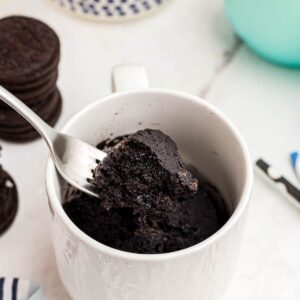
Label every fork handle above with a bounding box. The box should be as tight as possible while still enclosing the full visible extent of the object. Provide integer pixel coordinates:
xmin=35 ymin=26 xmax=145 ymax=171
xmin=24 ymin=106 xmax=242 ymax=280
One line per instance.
xmin=0 ymin=86 xmax=56 ymax=146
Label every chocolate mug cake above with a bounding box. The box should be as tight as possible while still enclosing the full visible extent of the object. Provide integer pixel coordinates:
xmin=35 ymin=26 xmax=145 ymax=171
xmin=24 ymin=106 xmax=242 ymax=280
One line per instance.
xmin=63 ymin=129 xmax=228 ymax=254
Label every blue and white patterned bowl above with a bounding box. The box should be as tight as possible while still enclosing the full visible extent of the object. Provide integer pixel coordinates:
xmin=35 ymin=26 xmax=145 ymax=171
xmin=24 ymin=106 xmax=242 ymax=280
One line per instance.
xmin=51 ymin=0 xmax=172 ymax=21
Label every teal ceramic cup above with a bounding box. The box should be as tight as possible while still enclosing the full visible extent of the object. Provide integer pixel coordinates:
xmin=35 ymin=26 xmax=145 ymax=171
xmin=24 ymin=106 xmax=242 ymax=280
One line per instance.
xmin=225 ymin=0 xmax=300 ymax=67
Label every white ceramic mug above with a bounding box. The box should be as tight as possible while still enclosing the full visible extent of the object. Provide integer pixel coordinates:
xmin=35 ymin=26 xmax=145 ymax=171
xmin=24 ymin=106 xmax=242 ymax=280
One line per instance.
xmin=46 ymin=65 xmax=253 ymax=300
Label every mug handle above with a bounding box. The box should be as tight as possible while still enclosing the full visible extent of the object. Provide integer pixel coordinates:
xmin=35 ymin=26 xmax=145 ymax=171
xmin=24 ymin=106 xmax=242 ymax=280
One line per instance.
xmin=112 ymin=64 xmax=149 ymax=92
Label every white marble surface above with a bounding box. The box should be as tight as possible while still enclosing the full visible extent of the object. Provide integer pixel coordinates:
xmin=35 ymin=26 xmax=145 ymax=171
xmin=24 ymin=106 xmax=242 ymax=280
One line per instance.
xmin=0 ymin=0 xmax=300 ymax=299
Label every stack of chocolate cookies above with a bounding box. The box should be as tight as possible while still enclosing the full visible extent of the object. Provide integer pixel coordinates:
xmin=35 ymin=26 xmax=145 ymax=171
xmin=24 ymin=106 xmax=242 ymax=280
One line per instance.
xmin=0 ymin=16 xmax=62 ymax=142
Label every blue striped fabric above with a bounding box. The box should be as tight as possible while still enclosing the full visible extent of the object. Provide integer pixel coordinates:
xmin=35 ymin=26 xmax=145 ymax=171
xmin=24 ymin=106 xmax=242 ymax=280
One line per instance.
xmin=0 ymin=278 xmax=43 ymax=300
xmin=290 ymin=151 xmax=300 ymax=184
xmin=11 ymin=279 xmax=17 ymax=300
xmin=0 ymin=278 xmax=4 ymax=300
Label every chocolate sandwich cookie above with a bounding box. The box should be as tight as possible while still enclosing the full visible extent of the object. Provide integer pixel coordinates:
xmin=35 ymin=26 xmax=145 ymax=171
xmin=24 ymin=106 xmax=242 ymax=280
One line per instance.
xmin=0 ymin=91 xmax=61 ymax=133
xmin=0 ymin=16 xmax=60 ymax=85
xmin=3 ymin=69 xmax=58 ymax=92
xmin=0 ymin=90 xmax=62 ymax=142
xmin=0 ymin=89 xmax=62 ymax=129
xmin=0 ymin=73 xmax=58 ymax=109
xmin=0 ymin=91 xmax=62 ymax=142
xmin=10 ymin=77 xmax=58 ymax=104
xmin=0 ymin=165 xmax=18 ymax=235
xmin=0 ymin=88 xmax=60 ymax=127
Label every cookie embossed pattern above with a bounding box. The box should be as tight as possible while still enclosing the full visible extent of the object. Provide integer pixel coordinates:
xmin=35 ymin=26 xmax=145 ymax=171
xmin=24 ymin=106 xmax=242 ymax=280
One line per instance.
xmin=51 ymin=0 xmax=172 ymax=21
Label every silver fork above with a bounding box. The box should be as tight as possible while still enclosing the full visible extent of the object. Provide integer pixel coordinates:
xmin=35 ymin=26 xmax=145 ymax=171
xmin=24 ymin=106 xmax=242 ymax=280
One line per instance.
xmin=0 ymin=86 xmax=107 ymax=197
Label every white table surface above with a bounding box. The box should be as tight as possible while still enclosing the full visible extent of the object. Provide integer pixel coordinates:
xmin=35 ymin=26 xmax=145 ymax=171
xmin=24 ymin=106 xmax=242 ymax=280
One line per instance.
xmin=1 ymin=0 xmax=300 ymax=299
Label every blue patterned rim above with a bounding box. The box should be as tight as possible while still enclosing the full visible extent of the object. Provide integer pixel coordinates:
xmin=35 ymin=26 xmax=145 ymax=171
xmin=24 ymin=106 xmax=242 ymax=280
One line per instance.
xmin=52 ymin=0 xmax=171 ymax=21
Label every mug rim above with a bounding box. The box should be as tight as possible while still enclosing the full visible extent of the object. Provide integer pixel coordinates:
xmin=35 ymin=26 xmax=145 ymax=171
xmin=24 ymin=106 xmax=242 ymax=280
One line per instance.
xmin=46 ymin=88 xmax=253 ymax=261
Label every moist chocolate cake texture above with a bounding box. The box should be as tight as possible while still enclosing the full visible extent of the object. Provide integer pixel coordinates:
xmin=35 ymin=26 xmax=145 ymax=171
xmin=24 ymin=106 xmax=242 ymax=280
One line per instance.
xmin=94 ymin=129 xmax=198 ymax=217
xmin=64 ymin=129 xmax=229 ymax=254
xmin=0 ymin=16 xmax=62 ymax=142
